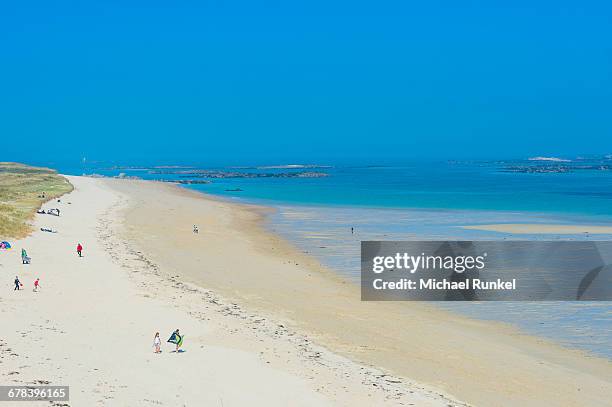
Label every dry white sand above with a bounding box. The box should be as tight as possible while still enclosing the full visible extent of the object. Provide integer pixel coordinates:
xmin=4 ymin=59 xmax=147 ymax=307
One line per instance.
xmin=462 ymin=223 xmax=612 ymax=234
xmin=0 ymin=176 xmax=461 ymax=406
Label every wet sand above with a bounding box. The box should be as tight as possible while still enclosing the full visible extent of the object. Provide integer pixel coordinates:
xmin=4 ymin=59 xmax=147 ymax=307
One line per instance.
xmin=463 ymin=223 xmax=612 ymax=234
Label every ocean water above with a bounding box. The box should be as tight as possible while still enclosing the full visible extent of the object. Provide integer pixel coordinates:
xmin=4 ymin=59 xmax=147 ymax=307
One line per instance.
xmin=56 ymin=159 xmax=612 ymax=358
xmin=55 ymin=159 xmax=612 ymax=217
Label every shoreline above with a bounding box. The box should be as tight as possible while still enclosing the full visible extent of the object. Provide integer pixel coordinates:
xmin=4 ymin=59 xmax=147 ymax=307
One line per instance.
xmin=249 ymin=199 xmax=612 ymax=358
xmin=462 ymin=223 xmax=612 ymax=234
xmin=176 ymin=188 xmax=612 ymax=224
xmin=106 ymin=177 xmax=612 ymax=406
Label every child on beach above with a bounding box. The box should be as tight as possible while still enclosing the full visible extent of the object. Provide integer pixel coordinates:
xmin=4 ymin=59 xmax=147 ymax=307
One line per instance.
xmin=76 ymin=243 xmax=83 ymax=257
xmin=33 ymin=278 xmax=40 ymax=292
xmin=153 ymin=332 xmax=161 ymax=353
xmin=21 ymin=248 xmax=30 ymax=264
xmin=14 ymin=276 xmax=21 ymax=291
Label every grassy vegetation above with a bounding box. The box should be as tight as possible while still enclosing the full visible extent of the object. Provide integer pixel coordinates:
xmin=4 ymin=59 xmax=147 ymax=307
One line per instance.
xmin=0 ymin=162 xmax=73 ymax=239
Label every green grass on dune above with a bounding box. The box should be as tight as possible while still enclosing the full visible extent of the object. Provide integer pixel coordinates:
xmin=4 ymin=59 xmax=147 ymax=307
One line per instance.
xmin=0 ymin=162 xmax=73 ymax=239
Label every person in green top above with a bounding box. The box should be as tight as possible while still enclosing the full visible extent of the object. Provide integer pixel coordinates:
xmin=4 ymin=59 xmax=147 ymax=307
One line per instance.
xmin=168 ymin=329 xmax=184 ymax=352
xmin=21 ymin=248 xmax=28 ymax=264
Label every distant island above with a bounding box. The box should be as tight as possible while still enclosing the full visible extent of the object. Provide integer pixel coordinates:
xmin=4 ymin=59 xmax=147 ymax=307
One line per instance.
xmin=163 ymin=179 xmax=212 ymax=185
xmin=149 ymin=170 xmax=329 ymax=179
xmin=502 ymin=165 xmax=611 ymax=173
xmin=229 ymin=164 xmax=332 ymax=170
xmin=499 ymin=155 xmax=612 ymax=174
xmin=528 ymin=156 xmax=572 ymax=162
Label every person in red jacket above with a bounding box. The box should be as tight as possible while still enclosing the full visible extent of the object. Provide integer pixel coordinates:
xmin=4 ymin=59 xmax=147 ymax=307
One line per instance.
xmin=76 ymin=243 xmax=83 ymax=257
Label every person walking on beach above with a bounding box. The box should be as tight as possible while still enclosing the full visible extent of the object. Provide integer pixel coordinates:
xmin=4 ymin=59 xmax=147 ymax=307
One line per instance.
xmin=193 ymin=225 xmax=199 ymax=234
xmin=76 ymin=243 xmax=83 ymax=257
xmin=21 ymin=248 xmax=28 ymax=264
xmin=153 ymin=332 xmax=161 ymax=353
xmin=33 ymin=278 xmax=40 ymax=292
xmin=168 ymin=329 xmax=183 ymax=352
xmin=14 ymin=276 xmax=21 ymax=291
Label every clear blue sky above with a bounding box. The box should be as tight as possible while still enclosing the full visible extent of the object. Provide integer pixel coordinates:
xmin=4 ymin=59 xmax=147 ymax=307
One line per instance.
xmin=2 ymin=1 xmax=611 ymax=165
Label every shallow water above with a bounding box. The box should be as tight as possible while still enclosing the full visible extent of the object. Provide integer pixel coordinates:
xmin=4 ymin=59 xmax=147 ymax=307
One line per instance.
xmin=266 ymin=204 xmax=612 ymax=359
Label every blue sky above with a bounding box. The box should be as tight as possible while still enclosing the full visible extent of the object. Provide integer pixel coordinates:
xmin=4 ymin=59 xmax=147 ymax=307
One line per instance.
xmin=2 ymin=1 xmax=611 ymax=165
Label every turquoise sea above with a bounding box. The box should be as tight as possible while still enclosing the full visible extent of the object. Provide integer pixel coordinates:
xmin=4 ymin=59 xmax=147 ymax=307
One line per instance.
xmin=55 ymin=158 xmax=612 ymax=358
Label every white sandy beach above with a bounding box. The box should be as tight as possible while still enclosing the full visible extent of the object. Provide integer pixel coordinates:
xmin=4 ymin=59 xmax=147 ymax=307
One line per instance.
xmin=0 ymin=176 xmax=461 ymax=406
xmin=2 ymin=176 xmax=612 ymax=406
